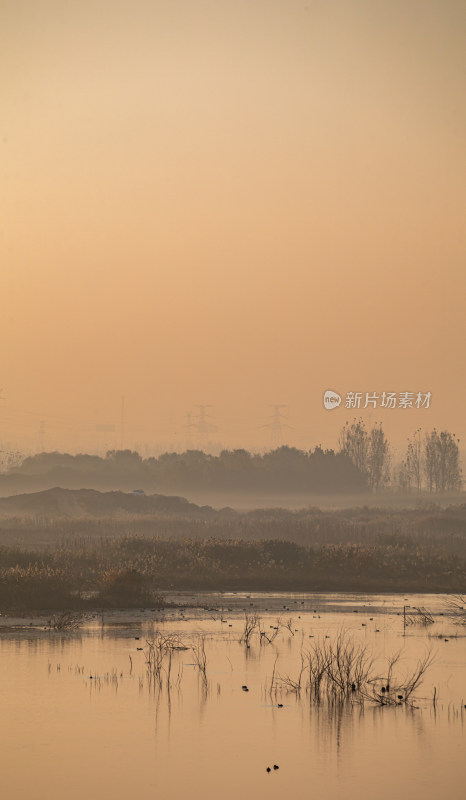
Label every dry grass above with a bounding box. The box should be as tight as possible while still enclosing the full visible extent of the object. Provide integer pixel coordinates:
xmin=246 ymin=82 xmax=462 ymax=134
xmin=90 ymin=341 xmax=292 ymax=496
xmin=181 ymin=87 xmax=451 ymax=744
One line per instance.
xmin=46 ymin=611 xmax=91 ymax=630
xmin=145 ymin=630 xmax=188 ymax=689
xmin=268 ymin=630 xmax=435 ymax=708
xmin=362 ymin=650 xmax=436 ymax=706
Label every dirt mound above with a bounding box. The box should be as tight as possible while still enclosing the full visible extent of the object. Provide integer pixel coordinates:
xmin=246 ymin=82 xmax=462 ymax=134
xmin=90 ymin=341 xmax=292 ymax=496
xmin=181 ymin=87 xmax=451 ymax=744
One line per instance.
xmin=0 ymin=488 xmax=230 ymax=520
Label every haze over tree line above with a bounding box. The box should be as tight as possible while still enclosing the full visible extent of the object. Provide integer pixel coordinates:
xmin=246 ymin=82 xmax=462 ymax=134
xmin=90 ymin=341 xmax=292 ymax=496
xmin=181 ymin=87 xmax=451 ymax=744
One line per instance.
xmin=0 ymin=422 xmax=461 ymax=496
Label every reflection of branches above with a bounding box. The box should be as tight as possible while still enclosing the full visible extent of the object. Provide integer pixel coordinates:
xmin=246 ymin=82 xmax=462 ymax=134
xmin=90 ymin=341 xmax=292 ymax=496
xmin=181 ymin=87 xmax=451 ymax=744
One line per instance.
xmin=192 ymin=635 xmax=208 ymax=686
xmin=269 ymin=655 xmax=279 ymax=696
xmin=443 ymin=595 xmax=466 ymax=624
xmin=307 ymin=639 xmax=330 ymax=698
xmin=405 ymin=607 xmax=434 ymax=626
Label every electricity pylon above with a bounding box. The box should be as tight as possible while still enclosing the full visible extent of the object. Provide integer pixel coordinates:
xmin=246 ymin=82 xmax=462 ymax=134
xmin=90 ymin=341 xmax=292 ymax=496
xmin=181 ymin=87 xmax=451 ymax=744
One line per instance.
xmin=193 ymin=405 xmax=217 ymax=447
xmin=260 ymin=405 xmax=292 ymax=447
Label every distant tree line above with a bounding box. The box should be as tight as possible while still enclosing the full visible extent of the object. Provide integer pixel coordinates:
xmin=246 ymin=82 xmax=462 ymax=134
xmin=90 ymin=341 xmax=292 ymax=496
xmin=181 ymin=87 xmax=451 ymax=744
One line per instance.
xmin=2 ymin=423 xmax=462 ymax=494
xmin=10 ymin=446 xmax=366 ymax=494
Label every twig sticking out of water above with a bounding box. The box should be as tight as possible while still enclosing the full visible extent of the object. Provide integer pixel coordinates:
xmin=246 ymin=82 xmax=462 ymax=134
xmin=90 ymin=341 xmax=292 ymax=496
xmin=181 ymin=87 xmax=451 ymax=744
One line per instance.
xmin=404 ymin=607 xmax=435 ymax=626
xmin=239 ymin=614 xmax=259 ymax=646
xmin=258 ymin=617 xmax=282 ymax=645
xmin=191 ymin=635 xmax=208 ymax=686
xmin=47 ymin=611 xmax=91 ymax=631
xmin=145 ymin=630 xmax=187 ymax=689
xmin=361 ymin=649 xmax=436 ymax=707
xmin=242 ymin=614 xmax=293 ymax=646
xmin=275 ymin=651 xmax=307 ymax=694
xmin=269 ymin=631 xmax=435 ymax=709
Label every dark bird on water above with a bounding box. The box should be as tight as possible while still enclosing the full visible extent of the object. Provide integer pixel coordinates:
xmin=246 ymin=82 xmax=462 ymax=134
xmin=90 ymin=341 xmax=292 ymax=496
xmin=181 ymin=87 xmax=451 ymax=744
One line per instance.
xmin=273 ymin=765 xmax=279 ymax=770
xmin=266 ymin=767 xmax=271 ymax=773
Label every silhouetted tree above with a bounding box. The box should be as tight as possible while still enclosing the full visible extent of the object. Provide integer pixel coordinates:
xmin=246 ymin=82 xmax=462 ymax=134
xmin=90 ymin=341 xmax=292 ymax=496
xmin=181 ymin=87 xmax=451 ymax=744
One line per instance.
xmin=367 ymin=424 xmax=390 ymax=490
xmin=339 ymin=419 xmax=369 ymax=478
xmin=424 ymin=430 xmax=462 ymax=492
xmin=405 ymin=429 xmax=423 ymax=491
xmin=339 ymin=420 xmax=390 ymax=491
xmin=396 ymin=459 xmax=411 ymax=492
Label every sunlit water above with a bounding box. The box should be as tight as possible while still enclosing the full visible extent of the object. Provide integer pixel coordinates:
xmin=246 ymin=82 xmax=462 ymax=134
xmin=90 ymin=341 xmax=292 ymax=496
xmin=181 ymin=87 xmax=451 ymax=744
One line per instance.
xmin=1 ymin=593 xmax=465 ymax=800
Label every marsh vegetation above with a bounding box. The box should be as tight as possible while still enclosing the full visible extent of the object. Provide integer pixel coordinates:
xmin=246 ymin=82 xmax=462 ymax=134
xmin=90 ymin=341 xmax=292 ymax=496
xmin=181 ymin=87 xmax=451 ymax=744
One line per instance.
xmin=1 ymin=519 xmax=466 ymax=612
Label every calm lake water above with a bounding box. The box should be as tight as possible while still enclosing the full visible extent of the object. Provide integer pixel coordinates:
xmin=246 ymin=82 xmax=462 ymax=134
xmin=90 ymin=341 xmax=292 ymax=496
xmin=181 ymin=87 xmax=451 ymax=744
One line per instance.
xmin=1 ymin=593 xmax=465 ymax=800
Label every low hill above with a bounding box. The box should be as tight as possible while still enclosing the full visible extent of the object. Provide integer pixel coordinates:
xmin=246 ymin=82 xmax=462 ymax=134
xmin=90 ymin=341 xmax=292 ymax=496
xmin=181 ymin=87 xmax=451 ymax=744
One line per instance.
xmin=0 ymin=487 xmax=233 ymax=520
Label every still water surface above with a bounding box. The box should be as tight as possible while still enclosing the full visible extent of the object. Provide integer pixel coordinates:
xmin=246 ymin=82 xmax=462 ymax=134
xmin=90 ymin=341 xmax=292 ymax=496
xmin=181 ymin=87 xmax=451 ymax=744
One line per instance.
xmin=1 ymin=593 xmax=465 ymax=800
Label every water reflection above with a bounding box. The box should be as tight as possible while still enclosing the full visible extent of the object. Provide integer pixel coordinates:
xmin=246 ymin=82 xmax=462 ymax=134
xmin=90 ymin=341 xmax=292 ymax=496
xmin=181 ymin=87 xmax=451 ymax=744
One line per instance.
xmin=0 ymin=598 xmax=466 ymax=799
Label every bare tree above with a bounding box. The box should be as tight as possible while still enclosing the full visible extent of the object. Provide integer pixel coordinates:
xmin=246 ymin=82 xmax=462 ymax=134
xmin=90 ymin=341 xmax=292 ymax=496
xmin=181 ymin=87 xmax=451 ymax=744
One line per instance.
xmin=339 ymin=418 xmax=369 ymax=478
xmin=367 ymin=424 xmax=390 ymax=491
xmin=406 ymin=428 xmax=423 ymax=491
xmin=339 ymin=419 xmax=390 ymax=491
xmin=424 ymin=429 xmax=462 ymax=492
xmin=396 ymin=459 xmax=410 ymax=491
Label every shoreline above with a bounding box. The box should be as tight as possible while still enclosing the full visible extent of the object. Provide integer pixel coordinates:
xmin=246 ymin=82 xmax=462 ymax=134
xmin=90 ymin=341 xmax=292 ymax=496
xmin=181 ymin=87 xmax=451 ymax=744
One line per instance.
xmin=0 ymin=589 xmax=459 ymax=630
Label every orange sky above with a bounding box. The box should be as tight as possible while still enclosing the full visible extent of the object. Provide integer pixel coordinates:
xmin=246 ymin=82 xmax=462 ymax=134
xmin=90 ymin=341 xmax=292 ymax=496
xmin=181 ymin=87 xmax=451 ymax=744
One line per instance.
xmin=1 ymin=0 xmax=465 ymax=459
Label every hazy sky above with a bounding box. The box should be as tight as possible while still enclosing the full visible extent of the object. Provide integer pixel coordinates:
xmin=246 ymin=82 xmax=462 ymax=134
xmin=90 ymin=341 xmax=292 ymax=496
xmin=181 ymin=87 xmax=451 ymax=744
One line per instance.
xmin=1 ymin=0 xmax=465 ymax=457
